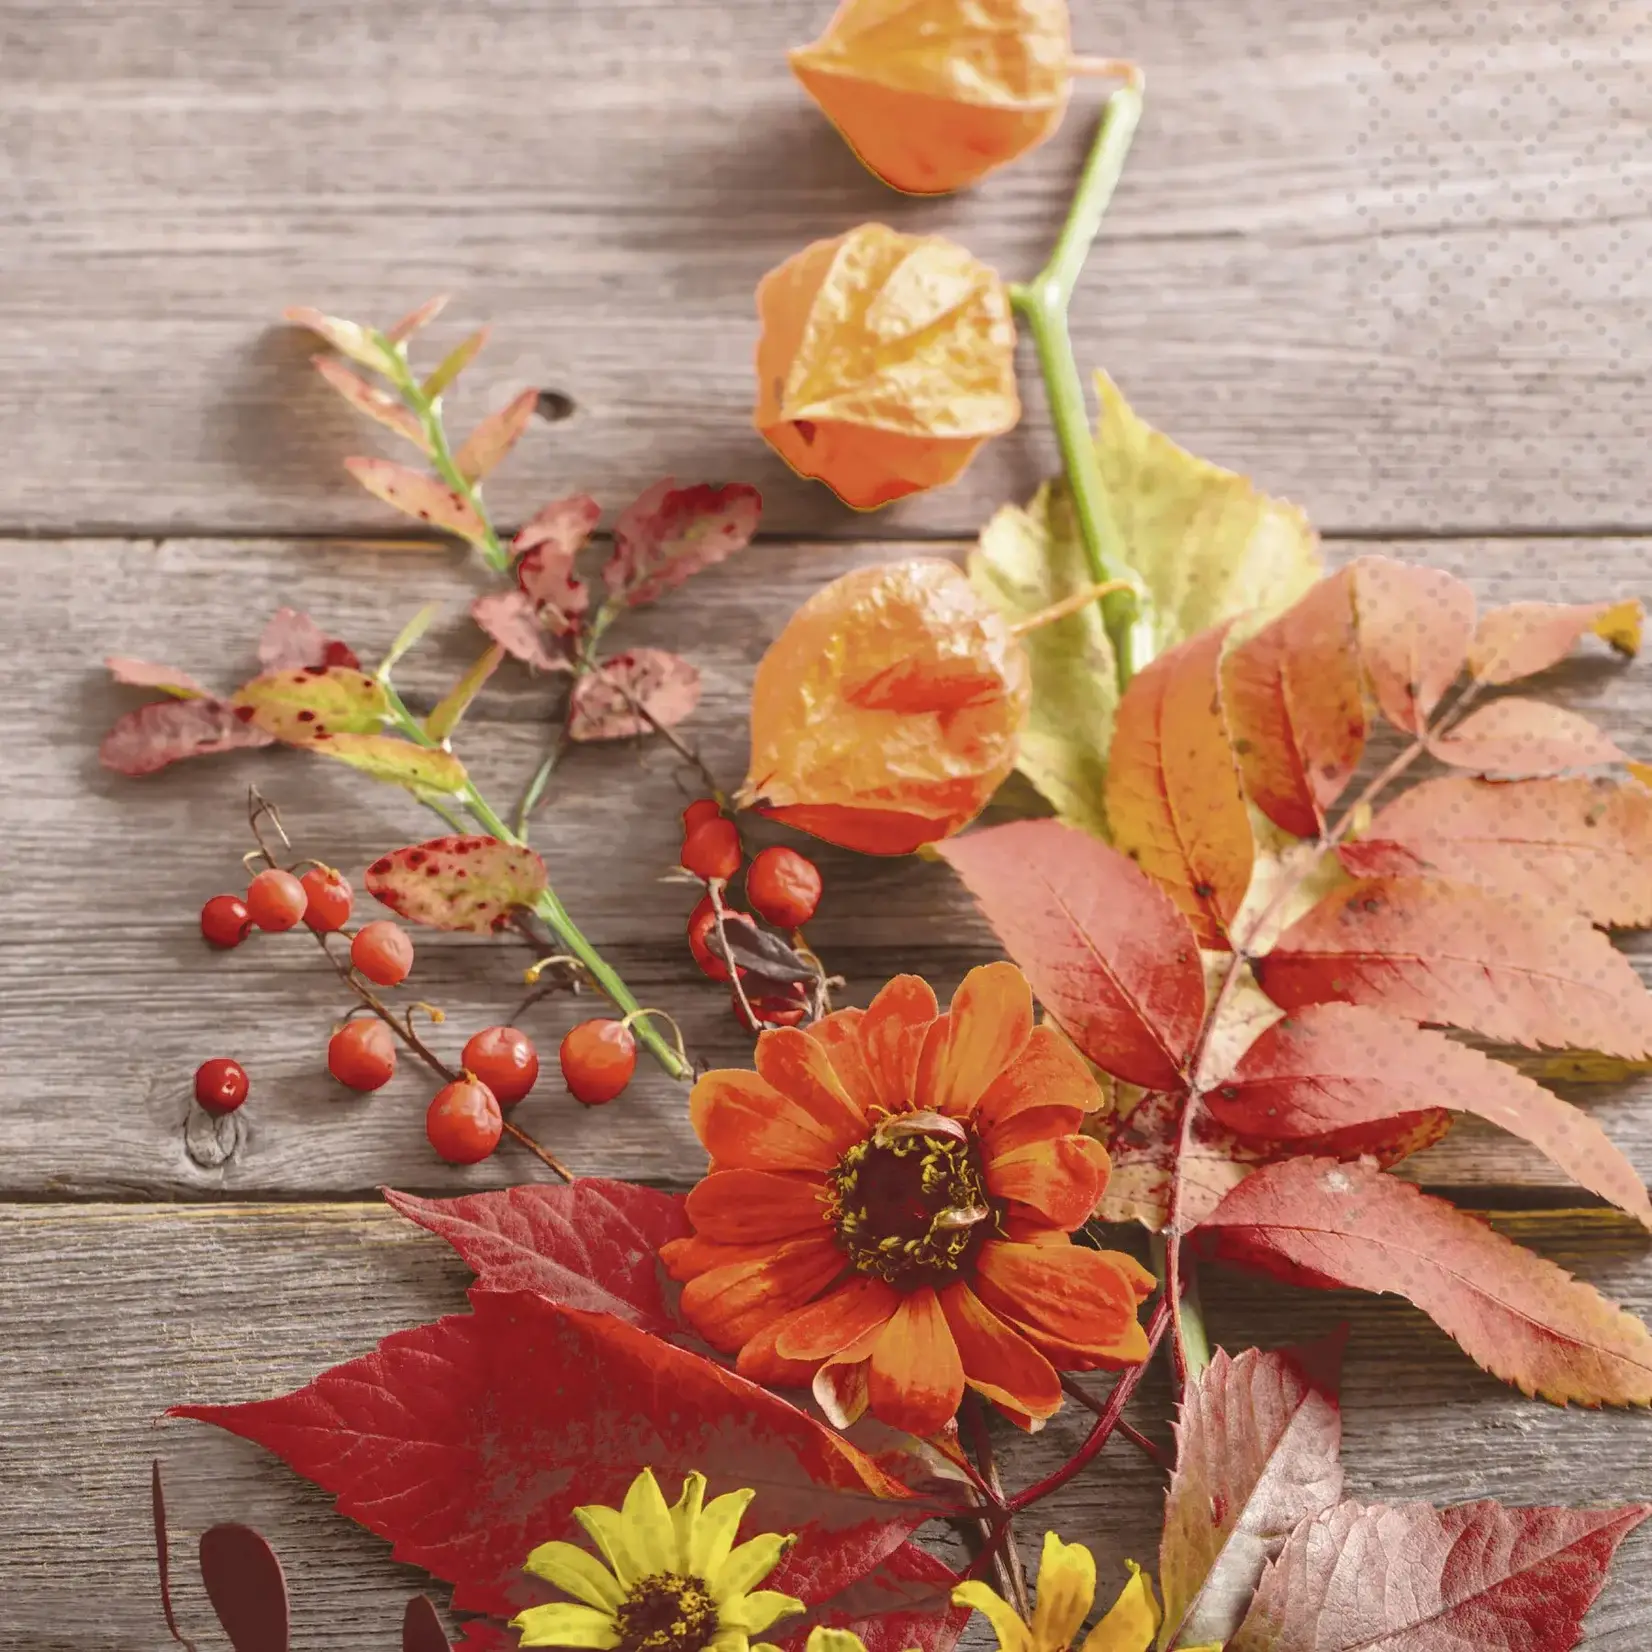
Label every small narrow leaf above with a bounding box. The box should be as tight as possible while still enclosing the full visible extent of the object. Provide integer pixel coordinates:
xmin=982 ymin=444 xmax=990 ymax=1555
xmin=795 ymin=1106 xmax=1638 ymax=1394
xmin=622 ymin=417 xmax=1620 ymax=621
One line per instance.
xmin=284 ymin=305 xmax=394 ymax=374
xmin=1351 ymin=556 xmax=1475 ymax=734
xmin=367 ymin=835 xmax=548 ymax=933
xmin=1200 ymin=1157 xmax=1652 ymax=1405
xmin=231 ymin=667 xmax=391 ymax=744
xmin=568 ymin=648 xmax=701 ymax=741
xmin=1105 ymin=626 xmax=1255 ymax=949
xmin=606 ymin=478 xmax=762 ymax=606
xmin=106 ymin=657 xmax=208 ymax=699
xmin=313 ymin=356 xmax=429 ymax=451
xmin=101 ymin=699 xmax=274 ymax=776
xmin=1429 ymin=697 xmax=1625 ymax=776
xmin=425 ymin=644 xmax=504 ymax=742
xmin=386 ymin=294 xmax=451 ymax=343
xmin=402 ymin=1597 xmax=451 ymax=1652
xmin=377 ymin=602 xmax=443 ymax=680
xmin=422 ymin=326 xmax=489 ymax=399
xmin=456 ymin=388 xmax=538 ymax=483
xmin=198 ymin=1523 xmax=290 ymax=1652
xmin=1470 ymin=596 xmax=1644 ymax=684
xmin=344 ymin=457 xmax=490 ymax=546
xmin=311 ymin=733 xmax=468 ymax=796
xmin=258 ymin=608 xmax=360 ymax=672
xmin=470 ymin=589 xmax=571 ymax=672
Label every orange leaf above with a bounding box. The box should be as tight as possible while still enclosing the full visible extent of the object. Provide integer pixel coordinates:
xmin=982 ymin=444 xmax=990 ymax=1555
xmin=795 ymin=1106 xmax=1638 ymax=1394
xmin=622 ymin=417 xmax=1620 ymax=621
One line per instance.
xmin=1199 ymin=1156 xmax=1652 ymax=1405
xmin=1428 ymin=697 xmax=1625 ymax=777
xmin=1213 ymin=1002 xmax=1652 ymax=1225
xmin=312 ymin=357 xmax=429 ymax=453
xmin=1355 ymin=776 xmax=1652 ymax=928
xmin=1223 ymin=569 xmax=1365 ymax=839
xmin=1255 ymin=875 xmax=1652 ymax=1057
xmin=753 ymin=225 xmax=1020 ymax=509
xmin=1469 ymin=596 xmax=1643 ymax=684
xmin=790 ymin=0 xmax=1076 ymax=196
xmin=1105 ymin=626 xmax=1255 ymax=949
xmin=1351 ymin=555 xmax=1475 ymax=734
xmin=456 ymin=388 xmax=538 ymax=483
xmin=344 ymin=457 xmax=490 ymax=546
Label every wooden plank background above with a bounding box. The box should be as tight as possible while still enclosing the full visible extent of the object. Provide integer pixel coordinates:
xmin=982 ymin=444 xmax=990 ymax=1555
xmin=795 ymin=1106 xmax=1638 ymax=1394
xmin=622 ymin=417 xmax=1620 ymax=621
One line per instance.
xmin=4 ymin=0 xmax=1652 ymax=1646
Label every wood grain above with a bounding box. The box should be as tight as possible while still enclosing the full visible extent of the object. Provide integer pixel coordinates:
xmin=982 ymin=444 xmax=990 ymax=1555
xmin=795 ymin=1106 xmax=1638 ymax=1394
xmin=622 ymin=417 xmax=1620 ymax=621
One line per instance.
xmin=3 ymin=0 xmax=1650 ymax=536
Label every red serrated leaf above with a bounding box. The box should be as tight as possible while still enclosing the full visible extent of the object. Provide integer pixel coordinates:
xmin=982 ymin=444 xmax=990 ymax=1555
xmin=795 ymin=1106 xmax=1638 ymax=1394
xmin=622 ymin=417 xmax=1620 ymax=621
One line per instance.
xmin=606 ymin=479 xmax=762 ymax=607
xmin=313 ymin=356 xmax=430 ymax=452
xmin=1355 ymin=776 xmax=1652 ymax=927
xmin=456 ymin=388 xmax=538 ymax=483
xmin=107 ymin=656 xmax=208 ymax=699
xmin=1105 ymin=626 xmax=1255 ymax=949
xmin=1351 ymin=556 xmax=1475 ymax=734
xmin=101 ymin=699 xmax=275 ymax=776
xmin=198 ymin=1523 xmax=290 ymax=1652
xmin=1212 ymin=1003 xmax=1652 ymax=1223
xmin=792 ymin=1541 xmax=965 ymax=1652
xmin=383 ymin=1181 xmax=690 ymax=1335
xmin=366 ymin=835 xmax=547 ymax=933
xmin=171 ymin=1291 xmax=925 ymax=1621
xmin=1159 ymin=1339 xmax=1345 ymax=1649
xmin=1255 ymin=875 xmax=1652 ymax=1057
xmin=1223 ymin=569 xmax=1365 ymax=839
xmin=1199 ymin=1157 xmax=1652 ymax=1404
xmin=470 ymin=589 xmax=572 ymax=672
xmin=403 ymin=1597 xmax=451 ymax=1652
xmin=1229 ymin=1498 xmax=1650 ymax=1651
xmin=569 ymin=648 xmax=701 ymax=741
xmin=1430 ymin=697 xmax=1625 ymax=777
xmin=231 ymin=666 xmax=390 ymax=744
xmin=258 ymin=608 xmax=361 ymax=673
xmin=345 ymin=457 xmax=490 ymax=546
xmin=940 ymin=820 xmax=1205 ymax=1091
xmin=1469 ymin=597 xmax=1644 ymax=685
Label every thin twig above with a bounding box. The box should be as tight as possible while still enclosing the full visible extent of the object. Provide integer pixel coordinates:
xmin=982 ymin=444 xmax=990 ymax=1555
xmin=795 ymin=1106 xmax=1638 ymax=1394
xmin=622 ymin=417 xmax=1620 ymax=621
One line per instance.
xmin=964 ymin=1397 xmax=1029 ymax=1618
xmin=1057 ymin=1374 xmax=1168 ymax=1469
xmin=615 ymin=679 xmax=727 ymax=801
xmin=707 ymin=879 xmax=764 ymax=1033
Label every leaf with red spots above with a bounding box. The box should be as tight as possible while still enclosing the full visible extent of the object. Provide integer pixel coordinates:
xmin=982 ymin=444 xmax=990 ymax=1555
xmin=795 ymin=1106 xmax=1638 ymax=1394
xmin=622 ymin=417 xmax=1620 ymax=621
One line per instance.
xmin=470 ymin=589 xmax=572 ymax=672
xmin=569 ymin=647 xmax=702 ymax=741
xmin=1229 ymin=1498 xmax=1650 ymax=1652
xmin=345 ymin=457 xmax=491 ymax=546
xmin=457 ymin=388 xmax=539 ymax=483
xmin=230 ymin=666 xmax=391 ymax=744
xmin=101 ymin=698 xmax=275 ymax=776
xmin=1198 ymin=1157 xmax=1652 ymax=1405
xmin=513 ymin=496 xmax=599 ymax=636
xmin=1428 ymin=697 xmax=1626 ymax=777
xmin=198 ymin=1523 xmax=290 ymax=1652
xmin=312 ymin=356 xmax=430 ymax=453
xmin=257 ymin=608 xmax=362 ymax=673
xmin=106 ymin=657 xmax=209 ymax=699
xmin=1351 ymin=556 xmax=1476 ymax=734
xmin=171 ymin=1290 xmax=928 ymax=1624
xmin=367 ymin=835 xmax=547 ymax=933
xmin=1469 ymin=597 xmax=1644 ymax=685
xmin=605 ymin=479 xmax=762 ymax=607
xmin=313 ymin=735 xmax=469 ymax=797
xmin=514 ymin=494 xmax=602 ymax=561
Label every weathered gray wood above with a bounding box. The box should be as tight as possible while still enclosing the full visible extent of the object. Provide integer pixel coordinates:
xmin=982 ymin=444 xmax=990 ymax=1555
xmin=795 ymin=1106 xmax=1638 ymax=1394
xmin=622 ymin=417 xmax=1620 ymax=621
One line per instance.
xmin=5 ymin=532 xmax=1652 ymax=1198
xmin=3 ymin=0 xmax=1651 ymax=536
xmin=1 ymin=1203 xmax=1647 ymax=1649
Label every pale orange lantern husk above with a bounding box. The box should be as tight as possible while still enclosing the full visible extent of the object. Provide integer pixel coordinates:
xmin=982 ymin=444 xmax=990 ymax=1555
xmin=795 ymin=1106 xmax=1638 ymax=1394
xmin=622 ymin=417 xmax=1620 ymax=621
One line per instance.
xmin=740 ymin=558 xmax=1031 ymax=854
xmin=754 ymin=223 xmax=1020 ymax=509
xmin=790 ymin=0 xmax=1075 ymax=195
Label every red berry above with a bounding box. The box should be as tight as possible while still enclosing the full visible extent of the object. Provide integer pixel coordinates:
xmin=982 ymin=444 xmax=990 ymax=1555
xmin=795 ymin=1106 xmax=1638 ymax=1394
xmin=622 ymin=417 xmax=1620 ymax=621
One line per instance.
xmin=245 ymin=867 xmax=308 ymax=932
xmin=733 ymin=982 xmax=810 ymax=1033
xmin=200 ymin=894 xmax=253 ymax=949
xmin=327 ymin=1019 xmax=397 ymax=1092
xmin=681 ymin=817 xmax=742 ymax=883
xmin=351 ymin=920 xmax=414 ymax=986
xmin=687 ymin=895 xmax=756 ymax=983
xmin=746 ymin=845 xmax=823 ymax=929
xmin=426 ymin=1077 xmax=502 ymax=1163
xmin=560 ymin=1019 xmax=637 ymax=1105
xmin=461 ymin=1025 xmax=540 ymax=1106
xmin=681 ymin=797 xmax=723 ymax=837
xmin=301 ymin=866 xmax=354 ymax=933
xmin=194 ymin=1057 xmax=249 ymax=1115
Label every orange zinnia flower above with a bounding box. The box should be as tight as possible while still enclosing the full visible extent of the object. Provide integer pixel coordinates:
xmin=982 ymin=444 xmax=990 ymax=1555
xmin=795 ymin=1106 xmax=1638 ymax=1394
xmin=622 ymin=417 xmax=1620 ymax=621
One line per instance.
xmin=661 ymin=963 xmax=1156 ymax=1439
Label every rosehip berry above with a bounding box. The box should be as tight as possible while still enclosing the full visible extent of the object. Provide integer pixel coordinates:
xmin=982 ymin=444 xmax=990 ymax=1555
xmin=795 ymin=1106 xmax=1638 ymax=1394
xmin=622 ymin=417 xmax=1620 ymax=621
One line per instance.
xmin=327 ymin=1019 xmax=397 ymax=1092
xmin=746 ymin=845 xmax=823 ymax=929
xmin=301 ymin=866 xmax=354 ymax=933
xmin=687 ymin=895 xmax=756 ymax=983
xmin=426 ymin=1076 xmax=502 ymax=1164
xmin=245 ymin=867 xmax=308 ymax=932
xmin=681 ymin=797 xmax=723 ymax=837
xmin=194 ymin=1057 xmax=249 ymax=1115
xmin=461 ymin=1025 xmax=540 ymax=1106
xmin=560 ymin=1019 xmax=637 ymax=1106
xmin=200 ymin=894 xmax=253 ymax=949
xmin=351 ymin=920 xmax=414 ymax=986
xmin=680 ymin=816 xmax=741 ymax=883
xmin=733 ymin=982 xmax=810 ymax=1033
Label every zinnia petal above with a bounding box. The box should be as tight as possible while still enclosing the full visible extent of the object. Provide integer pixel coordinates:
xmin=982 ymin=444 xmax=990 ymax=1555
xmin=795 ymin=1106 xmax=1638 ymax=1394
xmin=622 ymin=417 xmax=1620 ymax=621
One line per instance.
xmin=807 ymin=1007 xmax=879 ymax=1120
xmin=1031 ymin=1533 xmax=1097 ymax=1652
xmin=737 ymin=1318 xmax=821 ymax=1389
xmin=662 ymin=1233 xmax=777 ymax=1283
xmin=620 ymin=1467 xmax=677 ymax=1574
xmin=687 ymin=1486 xmax=756 ymax=1580
xmin=681 ymin=1233 xmax=846 ymax=1350
xmin=668 ymin=1471 xmax=707 ymax=1574
xmin=805 ymin=1632 xmax=877 ymax=1652
xmin=710 ymin=1531 xmax=795 ymax=1602
xmin=974 ymin=1242 xmax=1156 ymax=1370
xmin=755 ymin=1027 xmax=866 ymax=1149
xmin=512 ymin=1602 xmax=622 ymax=1648
xmin=523 ymin=1539 xmax=626 ymax=1611
xmin=867 ymin=1286 xmax=965 ymax=1437
xmin=939 ymin=1282 xmax=1060 ymax=1422
xmin=1077 ymin=1561 xmax=1161 ymax=1652
xmin=981 ymin=1103 xmax=1089 ymax=1158
xmin=685 ymin=1168 xmax=830 ymax=1244
xmin=692 ymin=1069 xmax=849 ymax=1172
xmin=813 ymin=1352 xmax=872 ymax=1429
xmin=915 ymin=962 xmax=1034 ymax=1118
xmin=951 ymin=1582 xmax=1032 ymax=1652
xmin=973 ymin=1023 xmax=1102 ymax=1137
xmin=773 ymin=1276 xmax=902 ymax=1361
xmin=573 ymin=1504 xmax=647 ymax=1591
xmin=985 ymin=1136 xmax=1111 ymax=1230
xmin=856 ymin=974 xmax=939 ymax=1112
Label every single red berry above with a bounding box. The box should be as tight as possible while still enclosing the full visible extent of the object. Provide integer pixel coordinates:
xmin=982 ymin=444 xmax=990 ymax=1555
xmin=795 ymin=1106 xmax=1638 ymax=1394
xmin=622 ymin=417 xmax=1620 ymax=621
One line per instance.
xmin=351 ymin=920 xmax=414 ymax=986
xmin=194 ymin=1057 xmax=249 ymax=1115
xmin=746 ymin=845 xmax=824 ymax=929
xmin=461 ymin=1025 xmax=540 ymax=1106
xmin=327 ymin=1019 xmax=397 ymax=1092
xmin=301 ymin=866 xmax=354 ymax=933
xmin=680 ymin=816 xmax=742 ymax=883
xmin=200 ymin=893 xmax=253 ymax=949
xmin=733 ymin=982 xmax=810 ymax=1033
xmin=245 ymin=867 xmax=308 ymax=932
xmin=426 ymin=1077 xmax=502 ymax=1164
xmin=687 ymin=895 xmax=756 ymax=983
xmin=681 ymin=797 xmax=723 ymax=838
xmin=560 ymin=1019 xmax=637 ymax=1106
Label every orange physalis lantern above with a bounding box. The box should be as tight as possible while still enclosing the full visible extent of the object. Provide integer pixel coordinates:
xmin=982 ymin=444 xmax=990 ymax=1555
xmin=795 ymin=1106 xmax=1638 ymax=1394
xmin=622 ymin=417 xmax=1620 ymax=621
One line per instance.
xmin=790 ymin=0 xmax=1078 ymax=195
xmin=740 ymin=558 xmax=1031 ymax=854
xmin=753 ymin=223 xmax=1020 ymax=510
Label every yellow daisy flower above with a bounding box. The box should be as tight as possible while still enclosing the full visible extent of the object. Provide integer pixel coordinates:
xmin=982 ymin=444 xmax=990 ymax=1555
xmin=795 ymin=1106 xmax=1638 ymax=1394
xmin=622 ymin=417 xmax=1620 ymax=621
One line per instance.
xmin=513 ymin=1468 xmax=806 ymax=1652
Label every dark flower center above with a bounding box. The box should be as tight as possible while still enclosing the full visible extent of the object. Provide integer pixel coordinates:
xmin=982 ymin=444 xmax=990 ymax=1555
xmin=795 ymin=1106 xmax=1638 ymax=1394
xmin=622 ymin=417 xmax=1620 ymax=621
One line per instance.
xmin=828 ymin=1117 xmax=999 ymax=1287
xmin=614 ymin=1573 xmax=719 ymax=1652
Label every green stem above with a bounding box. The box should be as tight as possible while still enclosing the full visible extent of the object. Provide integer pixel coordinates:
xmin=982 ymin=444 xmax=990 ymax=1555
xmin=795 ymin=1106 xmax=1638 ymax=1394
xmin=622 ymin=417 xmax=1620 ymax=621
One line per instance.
xmin=1009 ymin=85 xmax=1153 ymax=690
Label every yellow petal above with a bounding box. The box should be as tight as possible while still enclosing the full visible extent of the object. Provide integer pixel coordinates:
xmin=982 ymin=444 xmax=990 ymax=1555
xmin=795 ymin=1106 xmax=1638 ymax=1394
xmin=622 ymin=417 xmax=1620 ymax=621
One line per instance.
xmin=575 ymin=1505 xmax=647 ymax=1591
xmin=1077 ymin=1562 xmax=1161 ymax=1652
xmin=1030 ymin=1533 xmax=1097 ymax=1652
xmin=720 ymin=1589 xmax=807 ymax=1635
xmin=689 ymin=1487 xmax=757 ymax=1580
xmin=523 ymin=1540 xmax=626 ymax=1611
xmin=710 ymin=1531 xmax=795 ymax=1602
xmin=707 ymin=1632 xmax=752 ymax=1652
xmin=511 ymin=1602 xmax=622 ymax=1648
xmin=805 ymin=1632 xmax=873 ymax=1652
xmin=621 ymin=1466 xmax=679 ymax=1575
xmin=951 ymin=1580 xmax=1033 ymax=1652
xmin=669 ymin=1470 xmax=709 ymax=1573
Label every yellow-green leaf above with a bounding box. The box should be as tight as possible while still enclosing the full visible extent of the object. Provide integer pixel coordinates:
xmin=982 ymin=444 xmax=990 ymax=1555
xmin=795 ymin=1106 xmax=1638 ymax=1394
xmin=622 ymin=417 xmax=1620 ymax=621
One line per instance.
xmin=310 ymin=733 xmax=468 ymax=796
xmin=231 ymin=667 xmax=391 ymax=743
xmin=283 ymin=306 xmax=395 ymax=375
xmin=425 ymin=644 xmax=504 ymax=742
xmin=423 ymin=326 xmax=489 ymax=400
